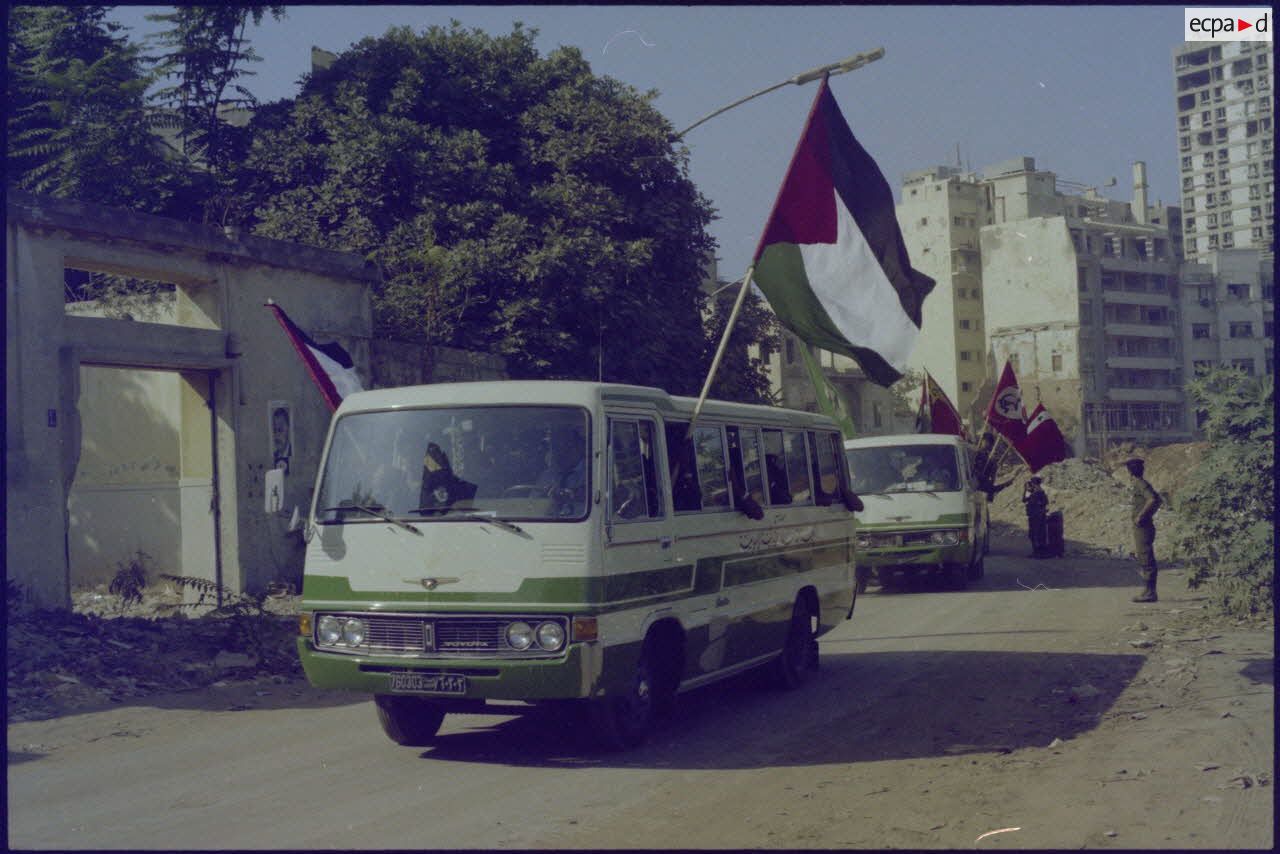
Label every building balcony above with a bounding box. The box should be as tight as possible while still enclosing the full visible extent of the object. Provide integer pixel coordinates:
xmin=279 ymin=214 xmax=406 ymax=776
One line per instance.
xmin=1105 ymin=356 xmax=1179 ymax=370
xmin=1100 ymin=290 xmax=1175 ymax=307
xmin=1105 ymin=388 xmax=1183 ymax=402
xmin=1102 ymin=323 xmax=1177 ymax=338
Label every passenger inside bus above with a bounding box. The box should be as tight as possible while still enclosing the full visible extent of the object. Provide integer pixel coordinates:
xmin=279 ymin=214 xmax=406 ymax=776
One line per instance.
xmin=418 ymin=441 xmax=477 ymax=511
xmin=536 ymin=425 xmax=587 ymax=516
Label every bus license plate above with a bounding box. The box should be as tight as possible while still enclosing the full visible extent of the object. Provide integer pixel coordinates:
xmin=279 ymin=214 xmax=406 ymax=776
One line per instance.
xmin=387 ymin=672 xmax=467 ymax=695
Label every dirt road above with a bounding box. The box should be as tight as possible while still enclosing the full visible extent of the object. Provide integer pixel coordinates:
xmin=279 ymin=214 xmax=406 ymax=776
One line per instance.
xmin=7 ymin=536 xmax=1272 ymax=850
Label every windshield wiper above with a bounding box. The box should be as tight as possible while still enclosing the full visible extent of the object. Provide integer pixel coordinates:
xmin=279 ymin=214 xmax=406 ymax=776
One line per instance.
xmin=322 ymin=504 xmax=422 ymax=535
xmin=416 ymin=509 xmax=528 ymax=536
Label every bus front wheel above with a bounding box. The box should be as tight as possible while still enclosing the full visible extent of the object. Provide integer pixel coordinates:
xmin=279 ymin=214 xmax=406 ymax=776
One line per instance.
xmin=374 ymin=695 xmax=446 ymax=746
xmin=587 ymin=649 xmax=655 ymax=751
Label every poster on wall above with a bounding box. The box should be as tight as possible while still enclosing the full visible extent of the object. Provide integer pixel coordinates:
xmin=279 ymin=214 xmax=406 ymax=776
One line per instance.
xmin=269 ymin=400 xmax=293 ymax=475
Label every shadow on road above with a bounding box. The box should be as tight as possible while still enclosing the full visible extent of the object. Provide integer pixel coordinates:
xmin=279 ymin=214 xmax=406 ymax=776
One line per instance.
xmin=865 ymin=546 xmax=1152 ymax=595
xmin=414 ymin=648 xmax=1146 ymax=770
xmin=1239 ymin=657 xmax=1274 ymax=685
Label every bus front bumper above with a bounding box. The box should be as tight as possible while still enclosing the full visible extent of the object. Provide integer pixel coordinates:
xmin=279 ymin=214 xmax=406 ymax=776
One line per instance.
xmin=296 ymin=638 xmax=601 ymax=700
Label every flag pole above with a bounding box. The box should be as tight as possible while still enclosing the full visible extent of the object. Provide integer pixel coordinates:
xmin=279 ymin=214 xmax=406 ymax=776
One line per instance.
xmin=688 ymin=265 xmax=756 ymax=435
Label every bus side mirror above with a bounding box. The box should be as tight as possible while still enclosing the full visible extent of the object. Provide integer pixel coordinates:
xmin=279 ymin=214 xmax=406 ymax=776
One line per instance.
xmin=843 ymin=491 xmax=864 ymax=513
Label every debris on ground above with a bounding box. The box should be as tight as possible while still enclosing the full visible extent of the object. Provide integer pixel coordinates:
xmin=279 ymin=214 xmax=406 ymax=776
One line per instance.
xmin=6 ymin=583 xmax=302 ymax=723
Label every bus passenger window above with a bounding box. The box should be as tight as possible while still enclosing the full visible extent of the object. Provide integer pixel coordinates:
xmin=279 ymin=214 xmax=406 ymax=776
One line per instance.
xmin=784 ymin=430 xmax=812 ymax=504
xmin=738 ymin=426 xmax=766 ymax=505
xmin=762 ymin=428 xmax=791 ymax=505
xmin=609 ymin=418 xmax=664 ymax=521
xmin=638 ymin=420 xmax=662 ymax=518
xmin=807 ymin=430 xmax=842 ymax=506
xmin=665 ymin=421 xmax=702 ymax=512
xmin=694 ymin=426 xmax=730 ymax=509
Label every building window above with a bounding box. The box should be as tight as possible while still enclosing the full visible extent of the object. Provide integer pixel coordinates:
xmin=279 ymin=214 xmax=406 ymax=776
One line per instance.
xmin=872 ymin=401 xmax=883 ymax=428
xmin=1227 ymin=283 xmax=1250 ymax=299
xmin=1265 ymin=321 xmax=1274 ymax=338
xmin=959 ymin=351 xmax=972 ymax=362
xmin=1051 ymin=353 xmax=1063 ymax=373
xmin=1232 ymin=358 xmax=1256 ymax=376
xmin=1192 ymin=323 xmax=1211 ymax=339
xmin=959 ymin=319 xmax=972 ymax=330
xmin=1222 ymin=233 xmax=1234 ymax=248
xmin=1262 ymin=285 xmax=1274 ymax=301
xmin=1078 ymin=267 xmax=1089 ymax=291
xmin=1229 ymin=322 xmax=1253 ymax=338
xmin=960 ymin=381 xmax=972 ymax=393
xmin=1080 ymin=303 xmax=1092 ymax=324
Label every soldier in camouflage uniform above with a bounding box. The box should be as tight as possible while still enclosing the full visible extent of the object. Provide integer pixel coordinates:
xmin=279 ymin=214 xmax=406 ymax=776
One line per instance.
xmin=1125 ymin=458 xmax=1163 ymax=603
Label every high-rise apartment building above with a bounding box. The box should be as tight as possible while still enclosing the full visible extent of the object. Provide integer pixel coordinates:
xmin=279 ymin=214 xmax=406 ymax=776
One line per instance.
xmin=1173 ymin=41 xmax=1274 ymax=262
xmin=896 ymin=166 xmax=992 ymax=417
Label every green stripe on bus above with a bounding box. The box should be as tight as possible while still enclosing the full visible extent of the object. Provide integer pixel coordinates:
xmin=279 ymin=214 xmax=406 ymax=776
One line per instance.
xmin=303 ymin=537 xmax=851 ymax=609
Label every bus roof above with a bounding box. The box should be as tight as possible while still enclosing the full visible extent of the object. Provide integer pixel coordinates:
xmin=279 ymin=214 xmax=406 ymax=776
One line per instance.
xmin=336 ymin=381 xmax=841 ymax=430
xmin=844 ymin=433 xmax=971 ymax=449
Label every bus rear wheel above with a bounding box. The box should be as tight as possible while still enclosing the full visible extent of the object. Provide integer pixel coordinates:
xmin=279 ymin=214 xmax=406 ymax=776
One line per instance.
xmin=770 ymin=598 xmax=817 ymax=689
xmin=374 ymin=695 xmax=446 ymax=746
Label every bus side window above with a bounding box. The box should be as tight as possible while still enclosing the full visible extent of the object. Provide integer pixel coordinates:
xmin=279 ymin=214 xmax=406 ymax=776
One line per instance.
xmin=762 ymin=428 xmax=791 ymax=505
xmin=609 ymin=418 xmax=664 ymax=521
xmin=665 ymin=421 xmax=702 ymax=512
xmin=638 ymin=420 xmax=663 ymax=518
xmin=739 ymin=426 xmax=766 ymax=505
xmin=807 ymin=429 xmax=841 ymax=506
xmin=694 ymin=426 xmax=730 ymax=510
xmin=784 ymin=430 xmax=813 ymax=504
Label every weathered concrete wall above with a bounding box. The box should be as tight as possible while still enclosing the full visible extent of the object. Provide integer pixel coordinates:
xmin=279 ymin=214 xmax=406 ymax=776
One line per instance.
xmin=370 ymin=340 xmax=507 ymax=388
xmin=6 ymin=191 xmax=379 ymax=606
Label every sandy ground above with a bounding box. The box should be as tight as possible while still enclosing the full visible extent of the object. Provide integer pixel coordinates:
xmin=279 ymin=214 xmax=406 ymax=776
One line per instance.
xmin=7 ymin=532 xmax=1272 ymax=850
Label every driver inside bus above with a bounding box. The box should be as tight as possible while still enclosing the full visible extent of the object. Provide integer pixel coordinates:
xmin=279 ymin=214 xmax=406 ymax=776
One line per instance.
xmin=536 ymin=425 xmax=587 ymax=515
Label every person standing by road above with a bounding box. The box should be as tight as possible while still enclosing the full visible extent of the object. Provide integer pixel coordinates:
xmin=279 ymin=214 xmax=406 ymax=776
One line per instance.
xmin=1022 ymin=476 xmax=1048 ymax=558
xmin=1126 ymin=457 xmax=1163 ymax=603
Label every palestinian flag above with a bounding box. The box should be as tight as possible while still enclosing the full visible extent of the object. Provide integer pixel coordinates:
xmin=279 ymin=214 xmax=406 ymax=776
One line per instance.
xmin=266 ymin=301 xmax=363 ymax=411
xmin=752 ymin=76 xmax=935 ymax=387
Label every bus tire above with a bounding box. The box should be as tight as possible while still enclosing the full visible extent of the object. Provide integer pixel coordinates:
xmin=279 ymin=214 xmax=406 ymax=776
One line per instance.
xmin=374 ymin=695 xmax=446 ymax=746
xmin=770 ymin=598 xmax=815 ymax=690
xmin=588 ymin=648 xmax=655 ymax=751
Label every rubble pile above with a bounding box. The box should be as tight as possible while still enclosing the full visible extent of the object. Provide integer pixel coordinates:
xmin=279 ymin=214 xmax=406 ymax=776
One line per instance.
xmin=987 ymin=441 xmax=1209 ymax=558
xmin=6 ymin=586 xmax=302 ymax=722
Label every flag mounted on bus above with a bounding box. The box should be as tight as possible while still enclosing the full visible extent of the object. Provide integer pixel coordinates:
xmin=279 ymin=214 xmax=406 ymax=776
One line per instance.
xmin=265 ymin=300 xmax=363 ymax=411
xmin=751 ymin=76 xmax=935 ymax=388
xmin=1016 ymin=402 xmax=1070 ymax=472
xmin=915 ymin=370 xmax=966 ymax=438
xmin=984 ymin=361 xmax=1027 ymax=445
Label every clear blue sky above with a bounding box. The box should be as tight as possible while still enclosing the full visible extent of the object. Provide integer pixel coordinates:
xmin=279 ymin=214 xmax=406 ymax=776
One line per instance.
xmin=109 ymin=5 xmax=1189 ymax=281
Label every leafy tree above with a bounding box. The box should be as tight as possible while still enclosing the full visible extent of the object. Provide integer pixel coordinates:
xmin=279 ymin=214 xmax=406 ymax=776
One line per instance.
xmin=1167 ymin=367 xmax=1274 ymax=617
xmin=241 ymin=23 xmax=717 ymax=390
xmin=144 ymin=5 xmax=286 ymax=223
xmin=704 ymin=281 xmax=780 ymax=405
xmin=6 ymin=6 xmax=176 ymax=211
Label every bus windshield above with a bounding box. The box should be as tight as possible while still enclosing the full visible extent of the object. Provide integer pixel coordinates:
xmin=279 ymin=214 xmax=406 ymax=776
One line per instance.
xmin=846 ymin=444 xmax=959 ymax=495
xmin=316 ymin=406 xmax=590 ymax=522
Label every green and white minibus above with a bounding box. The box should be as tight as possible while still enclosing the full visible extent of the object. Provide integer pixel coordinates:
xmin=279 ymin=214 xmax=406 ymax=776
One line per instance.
xmin=296 ymin=381 xmax=862 ymax=749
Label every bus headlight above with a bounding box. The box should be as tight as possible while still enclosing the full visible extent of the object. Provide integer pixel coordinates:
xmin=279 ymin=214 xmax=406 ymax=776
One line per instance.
xmin=535 ymin=621 xmax=565 ymax=651
xmin=341 ymin=617 xmax=367 ymax=646
xmin=930 ymin=530 xmax=960 ymax=546
xmin=317 ymin=615 xmax=343 ymax=645
xmin=506 ymin=621 xmax=534 ymax=650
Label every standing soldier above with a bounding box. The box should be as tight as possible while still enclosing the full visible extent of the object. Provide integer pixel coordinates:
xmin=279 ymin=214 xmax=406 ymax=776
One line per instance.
xmin=1021 ymin=476 xmax=1048 ymax=558
xmin=1126 ymin=457 xmax=1162 ymax=603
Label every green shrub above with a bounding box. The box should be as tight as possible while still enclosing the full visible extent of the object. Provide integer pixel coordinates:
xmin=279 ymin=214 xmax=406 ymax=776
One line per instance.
xmin=1167 ymin=368 xmax=1274 ymax=618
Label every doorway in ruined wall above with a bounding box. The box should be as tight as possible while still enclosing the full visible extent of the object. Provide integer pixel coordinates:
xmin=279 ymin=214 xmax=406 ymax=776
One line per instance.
xmin=69 ymin=365 xmax=222 ymax=598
